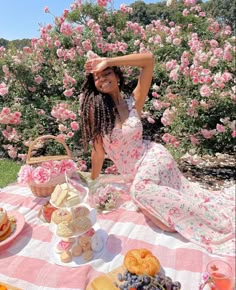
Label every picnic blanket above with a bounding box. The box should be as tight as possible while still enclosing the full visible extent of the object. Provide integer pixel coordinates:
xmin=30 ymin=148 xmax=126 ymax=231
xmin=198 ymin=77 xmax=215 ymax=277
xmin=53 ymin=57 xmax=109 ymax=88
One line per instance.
xmin=0 ymin=183 xmax=235 ymax=290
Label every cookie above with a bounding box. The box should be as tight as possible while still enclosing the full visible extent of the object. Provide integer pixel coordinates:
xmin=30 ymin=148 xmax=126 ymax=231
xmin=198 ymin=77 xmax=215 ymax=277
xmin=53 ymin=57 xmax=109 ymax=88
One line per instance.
xmin=82 ymin=250 xmax=93 ymax=261
xmin=51 ymin=209 xmax=72 ymax=225
xmin=71 ymin=244 xmax=83 ymax=257
xmin=55 ymin=240 xmax=74 ymax=254
xmin=60 ymin=250 xmax=72 ymax=263
xmin=82 ymin=243 xmax=92 ymax=252
xmin=78 ymin=235 xmax=91 ymax=247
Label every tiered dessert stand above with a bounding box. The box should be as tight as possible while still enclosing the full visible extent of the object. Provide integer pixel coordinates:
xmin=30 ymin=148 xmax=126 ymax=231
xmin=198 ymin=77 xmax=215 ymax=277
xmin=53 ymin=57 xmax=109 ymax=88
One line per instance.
xmin=49 ymin=181 xmax=107 ymax=267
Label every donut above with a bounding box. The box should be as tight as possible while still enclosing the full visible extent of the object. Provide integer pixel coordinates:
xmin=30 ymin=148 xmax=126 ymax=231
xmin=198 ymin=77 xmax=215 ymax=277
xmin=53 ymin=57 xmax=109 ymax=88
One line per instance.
xmin=51 ymin=209 xmax=72 ymax=225
xmin=124 ymin=248 xmax=161 ymax=276
xmin=91 ymin=233 xmax=103 ymax=252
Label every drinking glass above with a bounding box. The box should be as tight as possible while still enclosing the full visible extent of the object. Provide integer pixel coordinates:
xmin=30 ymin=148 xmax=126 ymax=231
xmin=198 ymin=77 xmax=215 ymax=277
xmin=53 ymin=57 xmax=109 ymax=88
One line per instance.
xmin=206 ymin=260 xmax=234 ymax=290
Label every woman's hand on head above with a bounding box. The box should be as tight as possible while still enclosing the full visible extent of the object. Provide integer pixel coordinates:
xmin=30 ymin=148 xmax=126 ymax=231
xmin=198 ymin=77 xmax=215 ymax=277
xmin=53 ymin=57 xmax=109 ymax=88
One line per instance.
xmin=85 ymin=57 xmax=108 ymax=74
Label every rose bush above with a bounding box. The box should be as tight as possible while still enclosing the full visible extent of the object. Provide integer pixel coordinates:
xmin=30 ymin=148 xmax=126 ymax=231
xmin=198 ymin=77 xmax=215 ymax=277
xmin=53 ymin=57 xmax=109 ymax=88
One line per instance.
xmin=0 ymin=0 xmax=235 ymax=171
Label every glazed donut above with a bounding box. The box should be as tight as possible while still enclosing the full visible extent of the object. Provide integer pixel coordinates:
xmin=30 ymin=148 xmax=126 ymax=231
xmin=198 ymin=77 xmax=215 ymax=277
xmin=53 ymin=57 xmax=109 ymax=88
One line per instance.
xmin=124 ymin=248 xmax=161 ymax=276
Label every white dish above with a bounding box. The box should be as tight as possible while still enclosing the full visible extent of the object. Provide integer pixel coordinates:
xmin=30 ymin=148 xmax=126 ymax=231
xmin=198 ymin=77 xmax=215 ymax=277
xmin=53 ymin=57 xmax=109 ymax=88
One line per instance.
xmin=0 ymin=210 xmax=25 ymax=248
xmin=50 ymin=227 xmax=107 ymax=267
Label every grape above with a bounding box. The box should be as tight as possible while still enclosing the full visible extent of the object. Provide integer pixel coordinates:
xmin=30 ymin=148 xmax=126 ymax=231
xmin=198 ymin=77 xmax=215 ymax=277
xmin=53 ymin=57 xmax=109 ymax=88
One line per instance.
xmin=117 ymin=273 xmax=124 ymax=282
xmin=172 ymin=281 xmax=181 ymax=288
xmin=116 ymin=270 xmax=182 ymax=290
xmin=143 ymin=275 xmax=151 ymax=285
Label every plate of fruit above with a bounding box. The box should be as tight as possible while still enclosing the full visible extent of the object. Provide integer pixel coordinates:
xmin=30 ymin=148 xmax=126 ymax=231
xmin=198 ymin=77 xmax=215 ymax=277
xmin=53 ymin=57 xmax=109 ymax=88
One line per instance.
xmin=86 ymin=248 xmax=182 ymax=290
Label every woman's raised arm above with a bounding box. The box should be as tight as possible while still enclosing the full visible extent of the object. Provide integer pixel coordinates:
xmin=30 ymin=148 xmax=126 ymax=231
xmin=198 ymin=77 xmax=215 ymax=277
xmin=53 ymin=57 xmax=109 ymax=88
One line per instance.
xmin=85 ymin=53 xmax=155 ymax=115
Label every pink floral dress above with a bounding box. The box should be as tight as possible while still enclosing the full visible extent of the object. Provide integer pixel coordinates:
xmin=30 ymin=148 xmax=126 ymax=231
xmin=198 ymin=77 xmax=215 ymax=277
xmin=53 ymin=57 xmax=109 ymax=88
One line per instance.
xmin=102 ymin=96 xmax=235 ymax=257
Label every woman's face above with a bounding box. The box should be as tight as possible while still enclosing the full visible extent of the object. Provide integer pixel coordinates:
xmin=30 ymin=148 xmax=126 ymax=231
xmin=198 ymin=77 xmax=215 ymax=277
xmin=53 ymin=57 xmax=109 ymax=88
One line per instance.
xmin=93 ymin=68 xmax=119 ymax=94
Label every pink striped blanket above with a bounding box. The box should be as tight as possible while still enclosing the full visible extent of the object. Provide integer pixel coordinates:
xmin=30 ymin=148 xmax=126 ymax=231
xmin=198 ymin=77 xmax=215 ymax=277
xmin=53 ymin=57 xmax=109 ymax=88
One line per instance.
xmin=0 ymin=184 xmax=235 ymax=290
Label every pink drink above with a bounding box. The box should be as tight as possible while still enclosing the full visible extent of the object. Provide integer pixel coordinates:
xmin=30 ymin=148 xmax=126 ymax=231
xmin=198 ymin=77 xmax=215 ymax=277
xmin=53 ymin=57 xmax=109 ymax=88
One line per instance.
xmin=207 ymin=260 xmax=234 ymax=290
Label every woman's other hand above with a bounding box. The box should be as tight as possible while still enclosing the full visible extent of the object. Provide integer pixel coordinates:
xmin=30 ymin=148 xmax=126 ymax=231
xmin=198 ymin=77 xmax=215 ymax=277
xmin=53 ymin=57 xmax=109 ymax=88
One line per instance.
xmin=85 ymin=57 xmax=108 ymax=74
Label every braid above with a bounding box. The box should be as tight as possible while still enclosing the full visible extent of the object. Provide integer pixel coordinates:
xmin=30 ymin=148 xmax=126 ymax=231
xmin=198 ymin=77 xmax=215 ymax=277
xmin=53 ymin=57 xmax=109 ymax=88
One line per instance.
xmin=80 ymin=68 xmax=125 ymax=149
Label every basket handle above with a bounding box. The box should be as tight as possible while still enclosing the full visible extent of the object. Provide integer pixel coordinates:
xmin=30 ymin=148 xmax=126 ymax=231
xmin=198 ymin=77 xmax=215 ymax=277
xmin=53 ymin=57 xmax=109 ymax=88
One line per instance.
xmin=26 ymin=135 xmax=72 ymax=165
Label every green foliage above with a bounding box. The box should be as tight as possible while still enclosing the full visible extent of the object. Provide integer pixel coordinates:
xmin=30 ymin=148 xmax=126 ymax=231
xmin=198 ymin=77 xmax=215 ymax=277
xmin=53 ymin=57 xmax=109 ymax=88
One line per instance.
xmin=203 ymin=0 xmax=236 ymax=34
xmin=0 ymin=159 xmax=21 ymax=187
xmin=0 ymin=0 xmax=235 ymax=170
xmin=0 ymin=38 xmax=31 ymax=50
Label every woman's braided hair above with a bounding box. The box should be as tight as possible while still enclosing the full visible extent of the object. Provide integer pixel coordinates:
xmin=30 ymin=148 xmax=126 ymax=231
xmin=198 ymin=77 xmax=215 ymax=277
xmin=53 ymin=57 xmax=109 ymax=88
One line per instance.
xmin=80 ymin=66 xmax=125 ymax=150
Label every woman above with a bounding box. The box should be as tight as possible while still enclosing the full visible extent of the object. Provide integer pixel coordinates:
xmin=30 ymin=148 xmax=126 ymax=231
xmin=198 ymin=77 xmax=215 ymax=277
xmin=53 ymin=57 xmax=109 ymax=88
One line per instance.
xmin=80 ymin=52 xmax=235 ymax=257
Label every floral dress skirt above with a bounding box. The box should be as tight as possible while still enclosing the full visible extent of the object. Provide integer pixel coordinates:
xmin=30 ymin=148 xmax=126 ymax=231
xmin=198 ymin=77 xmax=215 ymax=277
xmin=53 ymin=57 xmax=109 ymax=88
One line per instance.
xmin=129 ymin=142 xmax=235 ymax=257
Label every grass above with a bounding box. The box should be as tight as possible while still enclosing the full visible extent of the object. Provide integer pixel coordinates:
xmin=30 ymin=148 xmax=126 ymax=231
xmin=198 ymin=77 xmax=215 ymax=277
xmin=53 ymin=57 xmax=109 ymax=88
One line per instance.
xmin=0 ymin=159 xmax=21 ymax=188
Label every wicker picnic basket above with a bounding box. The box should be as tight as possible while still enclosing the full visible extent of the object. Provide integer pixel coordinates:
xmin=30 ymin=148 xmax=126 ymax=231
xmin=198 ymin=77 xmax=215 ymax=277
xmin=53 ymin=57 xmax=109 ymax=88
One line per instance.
xmin=26 ymin=135 xmax=73 ymax=198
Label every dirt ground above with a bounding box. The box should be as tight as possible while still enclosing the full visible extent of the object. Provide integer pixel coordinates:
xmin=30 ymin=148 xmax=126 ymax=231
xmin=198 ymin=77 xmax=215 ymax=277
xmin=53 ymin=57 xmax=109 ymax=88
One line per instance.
xmin=178 ymin=153 xmax=235 ymax=190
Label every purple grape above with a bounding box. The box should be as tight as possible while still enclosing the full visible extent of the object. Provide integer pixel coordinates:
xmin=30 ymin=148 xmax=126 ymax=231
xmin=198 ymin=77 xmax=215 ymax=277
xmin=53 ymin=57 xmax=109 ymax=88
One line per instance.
xmin=143 ymin=275 xmax=151 ymax=285
xmin=117 ymin=273 xmax=124 ymax=282
xmin=118 ymin=270 xmax=182 ymax=290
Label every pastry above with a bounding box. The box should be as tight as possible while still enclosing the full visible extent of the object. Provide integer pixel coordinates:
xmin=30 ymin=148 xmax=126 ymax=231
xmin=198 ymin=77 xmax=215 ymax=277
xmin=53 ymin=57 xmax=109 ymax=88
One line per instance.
xmin=55 ymin=240 xmax=74 ymax=254
xmin=124 ymin=248 xmax=161 ymax=276
xmin=71 ymin=244 xmax=83 ymax=257
xmin=56 ymin=221 xmax=75 ymax=238
xmin=74 ymin=205 xmax=90 ymax=218
xmin=60 ymin=250 xmax=72 ymax=263
xmin=74 ymin=216 xmax=92 ymax=233
xmin=51 ymin=183 xmax=82 ymax=207
xmin=0 ymin=282 xmax=22 ymax=290
xmin=51 ymin=209 xmax=72 ymax=225
xmin=51 ymin=184 xmax=68 ymax=207
xmin=0 ymin=208 xmax=16 ymax=242
xmin=91 ymin=233 xmax=103 ymax=252
xmin=86 ymin=275 xmax=117 ymax=290
xmin=65 ymin=191 xmax=80 ymax=207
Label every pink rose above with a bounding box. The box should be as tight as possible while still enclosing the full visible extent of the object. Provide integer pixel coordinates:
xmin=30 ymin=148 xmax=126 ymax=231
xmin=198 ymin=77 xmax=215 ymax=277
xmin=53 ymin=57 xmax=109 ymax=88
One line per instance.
xmin=231 ymin=131 xmax=236 ymax=138
xmin=32 ymin=167 xmax=51 ymax=184
xmin=63 ymin=88 xmax=74 ymax=97
xmin=200 ymin=85 xmax=211 ymax=97
xmin=216 ymin=124 xmax=225 ymax=133
xmin=35 ymin=75 xmax=43 ymax=84
xmin=59 ymin=159 xmax=77 ymax=173
xmin=70 ymin=121 xmax=79 ymax=131
xmin=201 ymin=129 xmax=216 ymax=139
